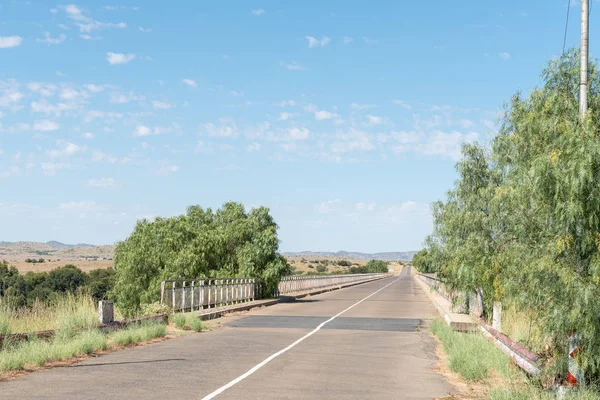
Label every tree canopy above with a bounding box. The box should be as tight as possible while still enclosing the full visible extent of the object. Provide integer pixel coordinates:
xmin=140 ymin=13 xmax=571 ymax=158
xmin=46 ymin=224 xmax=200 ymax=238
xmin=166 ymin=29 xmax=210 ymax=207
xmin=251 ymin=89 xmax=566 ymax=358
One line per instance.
xmin=111 ymin=202 xmax=291 ymax=315
xmin=424 ymin=49 xmax=600 ymax=377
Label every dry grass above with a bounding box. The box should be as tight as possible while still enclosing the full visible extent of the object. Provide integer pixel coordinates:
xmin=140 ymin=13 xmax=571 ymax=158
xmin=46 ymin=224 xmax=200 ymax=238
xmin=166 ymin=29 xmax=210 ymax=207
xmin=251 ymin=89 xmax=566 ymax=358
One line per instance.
xmin=286 ymin=256 xmax=403 ymax=275
xmin=9 ymin=259 xmax=113 ymax=273
xmin=500 ymin=307 xmax=545 ymax=353
xmin=0 ymin=293 xmax=123 ymax=334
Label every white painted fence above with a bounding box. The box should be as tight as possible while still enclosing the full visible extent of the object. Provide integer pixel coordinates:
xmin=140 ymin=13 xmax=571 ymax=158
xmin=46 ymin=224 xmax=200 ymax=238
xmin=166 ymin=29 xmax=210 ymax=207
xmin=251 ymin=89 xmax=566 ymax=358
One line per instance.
xmin=276 ymin=273 xmax=388 ymax=296
xmin=161 ymin=278 xmax=256 ymax=312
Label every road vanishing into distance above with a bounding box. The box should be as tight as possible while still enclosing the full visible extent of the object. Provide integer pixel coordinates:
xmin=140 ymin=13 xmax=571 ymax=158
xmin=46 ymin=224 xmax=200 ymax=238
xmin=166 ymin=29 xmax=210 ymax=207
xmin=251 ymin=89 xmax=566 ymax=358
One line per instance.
xmin=2 ymin=267 xmax=452 ymax=399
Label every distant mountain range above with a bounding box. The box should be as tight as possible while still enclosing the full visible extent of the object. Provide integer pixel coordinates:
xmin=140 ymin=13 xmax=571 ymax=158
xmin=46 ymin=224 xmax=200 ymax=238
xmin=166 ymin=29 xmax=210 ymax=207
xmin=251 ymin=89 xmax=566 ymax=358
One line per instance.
xmin=283 ymin=250 xmax=417 ymax=262
xmin=0 ymin=241 xmax=96 ymax=249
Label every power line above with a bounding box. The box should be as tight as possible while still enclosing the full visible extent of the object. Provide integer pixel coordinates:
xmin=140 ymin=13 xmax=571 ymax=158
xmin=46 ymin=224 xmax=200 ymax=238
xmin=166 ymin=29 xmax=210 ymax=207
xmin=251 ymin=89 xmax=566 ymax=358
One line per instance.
xmin=562 ymin=0 xmax=571 ymax=56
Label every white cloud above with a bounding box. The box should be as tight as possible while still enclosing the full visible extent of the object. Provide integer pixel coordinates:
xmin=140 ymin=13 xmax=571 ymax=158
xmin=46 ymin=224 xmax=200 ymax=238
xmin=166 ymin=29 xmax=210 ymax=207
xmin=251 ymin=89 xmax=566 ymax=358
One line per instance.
xmin=305 ymin=36 xmax=331 ymax=48
xmin=41 ymin=162 xmax=69 ymax=176
xmin=27 ymin=82 xmax=57 ymax=97
xmin=277 ymin=100 xmax=297 ymax=107
xmin=61 ymin=4 xmax=127 ymax=33
xmin=0 ymin=36 xmax=23 ymax=48
xmin=106 ymin=52 xmax=135 ymax=65
xmin=156 ymin=161 xmax=179 ymax=176
xmin=499 ymin=52 xmax=511 ymax=60
xmin=31 ymin=100 xmax=75 ymax=116
xmin=110 ymin=91 xmax=140 ymax=103
xmin=59 ymin=201 xmax=96 ymax=210
xmin=458 ymin=119 xmax=474 ymax=128
xmin=133 ymin=125 xmax=152 ymax=137
xmin=83 ymin=84 xmax=105 ymax=93
xmin=230 ymin=90 xmax=244 ymax=97
xmin=286 ymin=127 xmax=310 ymax=140
xmin=81 ymin=132 xmax=95 ymax=139
xmin=36 ymin=32 xmax=66 ymax=45
xmin=33 ymin=120 xmax=59 ymax=132
xmin=204 ymin=119 xmax=238 ymax=138
xmin=343 ymin=37 xmax=353 ymax=44
xmin=251 ymin=9 xmax=265 ymax=16
xmin=366 ymin=115 xmax=383 ymax=125
xmin=278 ymin=112 xmax=295 ymax=121
xmin=182 ymin=78 xmax=197 ymax=87
xmin=281 ymin=61 xmax=304 ymax=71
xmin=247 ymin=143 xmax=261 ymax=152
xmin=330 ymin=129 xmax=375 ymax=154
xmin=46 ymin=140 xmax=85 ymax=159
xmin=314 ymin=110 xmax=337 ymax=120
xmin=392 ymin=99 xmax=412 ymax=110
xmin=87 ymin=178 xmax=116 ymax=188
xmin=152 ymin=100 xmax=172 ymax=109
xmin=138 ymin=26 xmax=151 ymax=32
xmin=80 ymin=34 xmax=102 ymax=40
xmin=317 ymin=199 xmax=342 ymax=213
xmin=363 ymin=37 xmax=379 ymax=45
xmin=351 ymin=103 xmax=376 ymax=110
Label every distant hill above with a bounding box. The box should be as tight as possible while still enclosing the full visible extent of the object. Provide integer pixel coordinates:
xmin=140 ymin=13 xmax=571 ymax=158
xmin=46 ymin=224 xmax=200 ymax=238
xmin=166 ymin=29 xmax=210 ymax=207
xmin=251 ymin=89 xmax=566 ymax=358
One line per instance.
xmin=46 ymin=241 xmax=95 ymax=249
xmin=283 ymin=250 xmax=417 ymax=262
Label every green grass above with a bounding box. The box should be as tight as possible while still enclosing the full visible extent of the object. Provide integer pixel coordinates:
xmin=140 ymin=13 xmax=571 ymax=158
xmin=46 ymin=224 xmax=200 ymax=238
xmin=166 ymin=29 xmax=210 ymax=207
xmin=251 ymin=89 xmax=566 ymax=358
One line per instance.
xmin=169 ymin=313 xmax=208 ymax=332
xmin=430 ymin=318 xmax=514 ymax=381
xmin=187 ymin=316 xmax=208 ymax=332
xmin=430 ymin=319 xmax=600 ymax=400
xmin=109 ymin=323 xmax=166 ymax=346
xmin=171 ymin=314 xmax=187 ymax=330
xmin=0 ymin=329 xmax=108 ymax=372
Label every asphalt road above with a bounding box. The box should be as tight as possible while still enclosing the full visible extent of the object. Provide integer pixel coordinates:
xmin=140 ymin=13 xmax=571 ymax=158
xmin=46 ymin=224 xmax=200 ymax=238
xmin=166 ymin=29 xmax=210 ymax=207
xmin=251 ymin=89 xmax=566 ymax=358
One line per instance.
xmin=1 ymin=268 xmax=453 ymax=399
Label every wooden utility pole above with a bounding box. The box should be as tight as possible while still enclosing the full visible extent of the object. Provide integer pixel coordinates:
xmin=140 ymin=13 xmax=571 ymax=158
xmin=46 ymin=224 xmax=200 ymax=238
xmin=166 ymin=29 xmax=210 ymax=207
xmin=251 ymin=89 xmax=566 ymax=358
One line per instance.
xmin=580 ymin=0 xmax=589 ymax=117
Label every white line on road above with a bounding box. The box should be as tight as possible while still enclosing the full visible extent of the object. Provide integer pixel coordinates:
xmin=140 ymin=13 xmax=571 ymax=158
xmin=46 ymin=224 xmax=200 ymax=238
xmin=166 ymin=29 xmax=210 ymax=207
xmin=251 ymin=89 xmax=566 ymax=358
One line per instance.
xmin=201 ymin=276 xmax=402 ymax=400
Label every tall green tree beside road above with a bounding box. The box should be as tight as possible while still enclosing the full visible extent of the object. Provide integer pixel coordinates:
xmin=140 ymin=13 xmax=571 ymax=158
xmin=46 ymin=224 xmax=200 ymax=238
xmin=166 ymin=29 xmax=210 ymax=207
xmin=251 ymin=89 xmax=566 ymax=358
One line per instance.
xmin=425 ymin=49 xmax=600 ymax=377
xmin=112 ymin=202 xmax=291 ymax=316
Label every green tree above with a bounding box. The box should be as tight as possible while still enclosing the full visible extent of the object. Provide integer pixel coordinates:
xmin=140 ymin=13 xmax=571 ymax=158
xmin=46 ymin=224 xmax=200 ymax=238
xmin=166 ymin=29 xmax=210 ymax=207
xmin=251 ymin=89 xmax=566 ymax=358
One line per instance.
xmin=112 ymin=202 xmax=291 ymax=315
xmin=425 ymin=49 xmax=600 ymax=378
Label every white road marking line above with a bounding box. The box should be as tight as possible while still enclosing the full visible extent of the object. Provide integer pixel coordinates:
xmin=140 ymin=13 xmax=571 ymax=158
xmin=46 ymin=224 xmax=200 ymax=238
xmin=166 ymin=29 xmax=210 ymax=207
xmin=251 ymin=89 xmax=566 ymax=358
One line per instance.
xmin=201 ymin=276 xmax=402 ymax=400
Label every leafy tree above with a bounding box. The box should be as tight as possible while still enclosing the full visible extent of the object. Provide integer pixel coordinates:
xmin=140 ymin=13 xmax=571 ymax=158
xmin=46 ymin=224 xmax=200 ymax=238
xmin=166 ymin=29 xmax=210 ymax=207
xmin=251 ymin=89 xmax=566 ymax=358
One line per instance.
xmin=424 ymin=49 xmax=600 ymax=378
xmin=112 ymin=202 xmax=292 ymax=316
xmin=364 ymin=259 xmax=389 ymax=273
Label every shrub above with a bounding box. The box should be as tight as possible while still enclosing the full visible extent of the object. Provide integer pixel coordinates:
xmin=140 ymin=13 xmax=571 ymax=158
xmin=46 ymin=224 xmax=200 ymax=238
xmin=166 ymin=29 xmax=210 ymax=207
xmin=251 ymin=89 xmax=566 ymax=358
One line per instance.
xmin=171 ymin=314 xmax=187 ymax=330
xmin=316 ymin=265 xmax=327 ymax=273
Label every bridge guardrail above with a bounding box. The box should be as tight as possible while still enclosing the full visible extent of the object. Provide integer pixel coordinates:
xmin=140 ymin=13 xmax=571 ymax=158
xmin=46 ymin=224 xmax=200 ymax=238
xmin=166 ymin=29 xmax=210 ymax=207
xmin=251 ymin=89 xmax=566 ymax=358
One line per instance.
xmin=276 ymin=273 xmax=389 ymax=296
xmin=161 ymin=278 xmax=256 ymax=312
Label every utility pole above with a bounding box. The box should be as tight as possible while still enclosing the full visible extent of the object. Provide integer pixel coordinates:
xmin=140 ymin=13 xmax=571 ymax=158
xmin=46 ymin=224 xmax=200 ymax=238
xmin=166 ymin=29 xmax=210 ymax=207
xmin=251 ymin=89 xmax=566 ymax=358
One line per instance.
xmin=580 ymin=0 xmax=589 ymax=117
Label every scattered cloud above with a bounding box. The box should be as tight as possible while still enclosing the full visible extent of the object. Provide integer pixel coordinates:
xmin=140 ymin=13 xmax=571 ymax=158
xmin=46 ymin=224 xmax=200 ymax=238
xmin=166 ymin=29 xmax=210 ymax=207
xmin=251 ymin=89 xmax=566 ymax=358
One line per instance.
xmin=156 ymin=161 xmax=179 ymax=176
xmin=204 ymin=119 xmax=238 ymax=138
xmin=247 ymin=143 xmax=261 ymax=152
xmin=133 ymin=125 xmax=171 ymax=137
xmin=230 ymin=90 xmax=244 ymax=97
xmin=80 ymin=34 xmax=102 ymax=40
xmin=106 ymin=52 xmax=135 ymax=65
xmin=281 ymin=61 xmax=304 ymax=71
xmin=305 ymin=36 xmax=331 ymax=48
xmin=392 ymin=99 xmax=412 ymax=110
xmin=343 ymin=36 xmax=353 ymax=44
xmin=152 ymin=100 xmax=172 ymax=109
xmin=0 ymin=36 xmax=23 ymax=48
xmin=363 ymin=37 xmax=379 ymax=45
xmin=499 ymin=52 xmax=511 ymax=60
xmin=36 ymin=32 xmax=66 ymax=45
xmin=81 ymin=132 xmax=95 ymax=139
xmin=278 ymin=112 xmax=296 ymax=121
xmin=182 ymin=78 xmax=197 ymax=87
xmin=251 ymin=9 xmax=265 ymax=16
xmin=366 ymin=115 xmax=383 ymax=125
xmin=46 ymin=140 xmax=85 ymax=158
xmin=33 ymin=119 xmax=59 ymax=132
xmin=138 ymin=26 xmax=151 ymax=32
xmin=87 ymin=178 xmax=116 ymax=188
xmin=351 ymin=103 xmax=376 ymax=110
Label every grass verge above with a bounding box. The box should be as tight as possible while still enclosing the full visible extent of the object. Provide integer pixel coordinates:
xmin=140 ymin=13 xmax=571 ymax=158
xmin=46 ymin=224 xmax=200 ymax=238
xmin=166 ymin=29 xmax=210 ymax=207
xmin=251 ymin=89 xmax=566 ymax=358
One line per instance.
xmin=429 ymin=319 xmax=599 ymax=399
xmin=169 ymin=313 xmax=209 ymax=332
xmin=109 ymin=322 xmax=166 ymax=346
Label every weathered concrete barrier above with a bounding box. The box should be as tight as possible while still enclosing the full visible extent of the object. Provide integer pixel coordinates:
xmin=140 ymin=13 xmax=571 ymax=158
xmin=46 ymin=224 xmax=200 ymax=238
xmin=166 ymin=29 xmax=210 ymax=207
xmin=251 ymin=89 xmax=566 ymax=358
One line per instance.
xmin=276 ymin=273 xmax=389 ymax=296
xmin=160 ymin=278 xmax=256 ymax=313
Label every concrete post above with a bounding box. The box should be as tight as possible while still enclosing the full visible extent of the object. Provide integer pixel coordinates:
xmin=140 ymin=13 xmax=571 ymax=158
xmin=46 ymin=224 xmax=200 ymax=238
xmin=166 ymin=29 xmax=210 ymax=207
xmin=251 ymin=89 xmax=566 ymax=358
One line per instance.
xmin=492 ymin=302 xmax=502 ymax=331
xmin=99 ymin=300 xmax=114 ymax=325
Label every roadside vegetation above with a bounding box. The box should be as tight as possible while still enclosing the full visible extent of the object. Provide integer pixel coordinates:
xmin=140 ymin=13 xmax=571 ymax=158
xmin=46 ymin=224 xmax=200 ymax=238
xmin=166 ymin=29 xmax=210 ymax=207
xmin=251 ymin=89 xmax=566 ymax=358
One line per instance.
xmin=0 ymin=322 xmax=167 ymax=374
xmin=417 ymin=49 xmax=600 ymax=384
xmin=430 ymin=319 xmax=597 ymax=399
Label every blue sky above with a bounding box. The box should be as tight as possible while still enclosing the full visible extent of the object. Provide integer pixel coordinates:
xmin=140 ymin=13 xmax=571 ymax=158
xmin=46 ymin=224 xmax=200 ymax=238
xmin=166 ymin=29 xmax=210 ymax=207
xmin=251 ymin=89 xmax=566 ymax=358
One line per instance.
xmin=0 ymin=1 xmax=590 ymax=252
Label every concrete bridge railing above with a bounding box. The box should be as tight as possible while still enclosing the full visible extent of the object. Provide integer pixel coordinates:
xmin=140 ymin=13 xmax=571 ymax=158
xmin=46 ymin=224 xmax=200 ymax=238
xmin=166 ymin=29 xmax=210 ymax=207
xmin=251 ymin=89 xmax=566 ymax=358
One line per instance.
xmin=161 ymin=278 xmax=257 ymax=312
xmin=161 ymin=273 xmax=389 ymax=313
xmin=276 ymin=273 xmax=388 ymax=296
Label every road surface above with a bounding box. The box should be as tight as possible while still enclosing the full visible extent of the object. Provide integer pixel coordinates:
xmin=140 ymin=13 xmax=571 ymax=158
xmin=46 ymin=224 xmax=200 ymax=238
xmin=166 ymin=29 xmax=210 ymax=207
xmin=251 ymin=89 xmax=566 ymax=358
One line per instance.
xmin=1 ymin=268 xmax=453 ymax=399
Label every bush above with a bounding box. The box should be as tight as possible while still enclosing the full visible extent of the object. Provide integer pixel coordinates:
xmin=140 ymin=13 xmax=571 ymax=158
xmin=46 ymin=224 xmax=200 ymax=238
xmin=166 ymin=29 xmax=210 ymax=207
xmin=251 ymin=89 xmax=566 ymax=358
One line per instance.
xmin=337 ymin=260 xmax=352 ymax=267
xmin=171 ymin=314 xmax=187 ymax=330
xmin=316 ymin=265 xmax=327 ymax=273
xmin=112 ymin=202 xmax=292 ymax=316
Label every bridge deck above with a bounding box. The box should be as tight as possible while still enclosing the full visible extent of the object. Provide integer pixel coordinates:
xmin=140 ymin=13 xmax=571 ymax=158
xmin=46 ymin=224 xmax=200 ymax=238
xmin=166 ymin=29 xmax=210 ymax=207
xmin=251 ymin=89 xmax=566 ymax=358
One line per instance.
xmin=1 ymin=268 xmax=452 ymax=399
